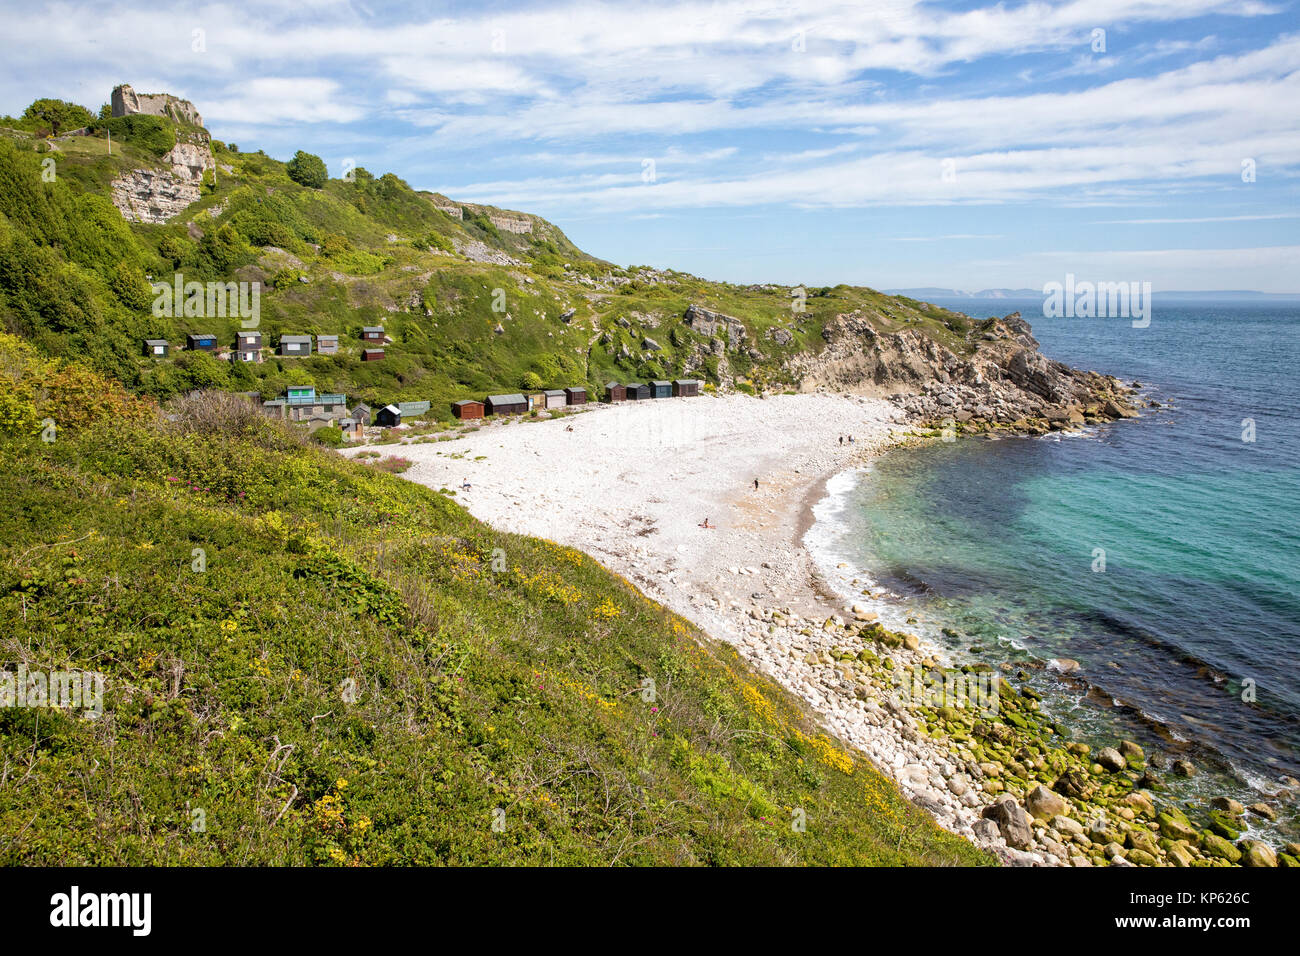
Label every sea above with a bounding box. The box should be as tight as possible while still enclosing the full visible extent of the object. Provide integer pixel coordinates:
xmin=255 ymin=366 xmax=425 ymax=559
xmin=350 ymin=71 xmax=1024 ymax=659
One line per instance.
xmin=806 ymin=296 xmax=1300 ymax=833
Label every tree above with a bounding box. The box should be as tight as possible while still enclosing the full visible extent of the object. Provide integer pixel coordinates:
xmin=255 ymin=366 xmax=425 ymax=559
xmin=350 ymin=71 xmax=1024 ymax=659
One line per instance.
xmin=22 ymin=99 xmax=95 ymax=135
xmin=286 ymin=150 xmax=328 ymax=189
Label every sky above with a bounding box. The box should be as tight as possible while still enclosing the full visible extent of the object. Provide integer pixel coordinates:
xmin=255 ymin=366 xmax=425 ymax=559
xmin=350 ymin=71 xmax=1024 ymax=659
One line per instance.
xmin=3 ymin=0 xmax=1299 ymax=291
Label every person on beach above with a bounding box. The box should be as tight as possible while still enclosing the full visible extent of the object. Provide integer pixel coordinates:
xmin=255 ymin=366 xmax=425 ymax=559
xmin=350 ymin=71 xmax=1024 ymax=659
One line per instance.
xmin=839 ymin=436 xmax=843 ymax=446
xmin=699 ymin=518 xmax=714 ymax=529
xmin=462 ymin=479 xmax=471 ymax=491
xmin=753 ymin=478 xmax=759 ymax=491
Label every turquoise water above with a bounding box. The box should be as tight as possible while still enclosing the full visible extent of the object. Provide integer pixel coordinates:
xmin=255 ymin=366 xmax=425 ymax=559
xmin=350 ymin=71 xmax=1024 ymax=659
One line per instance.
xmin=808 ymin=299 xmax=1300 ymax=815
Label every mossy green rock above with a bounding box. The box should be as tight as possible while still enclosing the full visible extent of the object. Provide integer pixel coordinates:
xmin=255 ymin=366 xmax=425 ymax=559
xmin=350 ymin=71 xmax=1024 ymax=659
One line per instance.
xmin=1157 ymin=811 xmax=1198 ymax=842
xmin=1200 ymin=831 xmax=1242 ymax=863
xmin=1239 ymin=840 xmax=1277 ymax=868
xmin=1126 ymin=848 xmax=1159 ymax=866
xmin=1207 ymin=810 xmax=1241 ymax=840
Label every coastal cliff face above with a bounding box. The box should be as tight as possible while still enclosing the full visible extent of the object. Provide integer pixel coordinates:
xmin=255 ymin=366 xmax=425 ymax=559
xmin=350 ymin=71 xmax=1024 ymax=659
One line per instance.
xmin=111 ymin=83 xmax=204 ymax=126
xmin=789 ymin=309 xmax=1138 ymax=432
xmin=108 ymin=84 xmax=214 ymax=224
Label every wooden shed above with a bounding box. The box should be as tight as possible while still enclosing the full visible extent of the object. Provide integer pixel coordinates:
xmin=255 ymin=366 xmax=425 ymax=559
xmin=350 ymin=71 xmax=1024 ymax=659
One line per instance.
xmin=543 ymin=389 xmax=567 ymax=409
xmin=279 ymin=334 xmax=312 ymax=357
xmin=527 ymin=392 xmax=546 ymax=411
xmin=672 ymin=378 xmax=700 ymax=397
xmin=338 ymin=418 xmax=364 ymax=442
xmin=375 ymin=404 xmax=402 ymax=428
xmin=452 ymin=399 xmax=485 ymax=420
xmin=234 ymin=330 xmax=262 ymax=363
xmin=316 ymin=334 xmax=339 ymax=355
xmin=564 ymin=387 xmax=588 ymax=405
xmin=143 ymin=339 xmax=169 ymax=357
xmin=187 ymin=332 xmax=217 ymax=351
xmin=624 ymin=382 xmax=650 ymax=401
xmin=486 ymin=393 xmax=528 ymax=416
xmin=361 ymin=348 xmax=385 ymax=362
xmin=361 ymin=326 xmax=386 ymax=343
xmin=650 ymin=380 xmax=672 ymax=399
xmin=351 ymin=403 xmax=373 ymax=426
xmin=604 ymin=382 xmax=626 ymax=403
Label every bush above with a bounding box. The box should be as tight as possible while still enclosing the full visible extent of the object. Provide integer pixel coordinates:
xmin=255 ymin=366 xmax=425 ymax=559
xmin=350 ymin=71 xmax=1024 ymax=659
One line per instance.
xmin=312 ymin=425 xmax=343 ymax=447
xmin=286 ymin=150 xmax=328 ymax=189
xmin=22 ymin=98 xmax=95 ymax=135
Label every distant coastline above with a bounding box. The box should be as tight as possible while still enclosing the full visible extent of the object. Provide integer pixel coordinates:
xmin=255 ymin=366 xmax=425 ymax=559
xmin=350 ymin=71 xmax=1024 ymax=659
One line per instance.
xmin=888 ymin=287 xmax=1300 ymax=301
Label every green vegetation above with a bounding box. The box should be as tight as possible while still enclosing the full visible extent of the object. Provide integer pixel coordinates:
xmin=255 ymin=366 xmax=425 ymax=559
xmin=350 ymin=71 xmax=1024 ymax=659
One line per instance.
xmin=0 ymin=339 xmax=990 ymax=866
xmin=0 ymin=95 xmax=974 ymax=419
xmin=286 ymin=150 xmax=328 ymax=189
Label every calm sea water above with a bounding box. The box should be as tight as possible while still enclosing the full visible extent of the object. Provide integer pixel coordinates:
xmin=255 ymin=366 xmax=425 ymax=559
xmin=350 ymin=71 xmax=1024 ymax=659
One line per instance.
xmin=807 ymin=298 xmax=1300 ymax=820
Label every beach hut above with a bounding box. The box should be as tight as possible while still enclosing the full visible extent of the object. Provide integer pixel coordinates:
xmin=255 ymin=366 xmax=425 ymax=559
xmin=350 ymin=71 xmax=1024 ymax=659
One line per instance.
xmin=234 ymin=330 xmax=262 ymax=363
xmin=543 ymin=389 xmax=567 ymax=409
xmin=624 ymin=382 xmax=649 ymax=401
xmin=398 ymin=400 xmax=431 ymax=418
xmin=564 ymin=387 xmax=588 ymax=405
xmin=650 ymin=380 xmax=672 ymax=399
xmin=187 ymin=332 xmax=217 ymax=352
xmin=316 ymin=334 xmax=339 ymax=355
xmin=604 ymin=382 xmax=626 ymax=403
xmin=287 ymin=385 xmax=316 ymax=405
xmin=672 ymin=379 xmax=700 ymax=398
xmin=375 ymin=404 xmax=402 ymax=428
xmin=361 ymin=325 xmax=386 ymax=343
xmin=338 ymin=418 xmax=364 ymax=441
xmin=526 ymin=392 xmax=545 ymax=411
xmin=351 ymin=403 xmax=373 ymax=426
xmin=279 ymin=334 xmax=312 ymax=357
xmin=452 ymin=399 xmax=485 ymax=420
xmin=486 ymin=393 xmax=528 ymax=416
xmin=143 ymin=338 xmax=169 ymax=357
xmin=361 ymin=348 xmax=385 ymax=361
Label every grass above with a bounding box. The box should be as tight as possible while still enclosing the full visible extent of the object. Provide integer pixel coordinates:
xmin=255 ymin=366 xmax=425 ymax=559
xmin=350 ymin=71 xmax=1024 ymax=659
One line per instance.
xmin=0 ymin=388 xmax=990 ymax=866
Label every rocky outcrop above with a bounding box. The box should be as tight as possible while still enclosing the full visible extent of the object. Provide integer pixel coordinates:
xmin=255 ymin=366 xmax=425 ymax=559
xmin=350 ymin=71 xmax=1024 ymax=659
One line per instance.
xmin=108 ymin=85 xmax=214 ymax=223
xmin=684 ymin=304 xmax=747 ymax=348
xmin=111 ymin=166 xmax=204 ymax=223
xmin=786 ymin=309 xmax=1139 ymax=432
xmin=112 ymin=84 xmax=203 ymax=127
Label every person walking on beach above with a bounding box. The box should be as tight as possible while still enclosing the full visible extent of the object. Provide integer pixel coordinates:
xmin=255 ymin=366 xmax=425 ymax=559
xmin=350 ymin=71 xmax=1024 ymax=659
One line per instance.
xmin=753 ymin=478 xmax=759 ymax=491
xmin=839 ymin=436 xmax=843 ymax=446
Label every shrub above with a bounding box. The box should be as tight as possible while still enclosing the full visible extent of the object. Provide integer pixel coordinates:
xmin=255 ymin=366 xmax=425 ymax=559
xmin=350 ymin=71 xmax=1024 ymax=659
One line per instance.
xmin=21 ymin=99 xmax=95 ymax=135
xmin=286 ymin=150 xmax=328 ymax=189
xmin=312 ymin=425 xmax=344 ymax=447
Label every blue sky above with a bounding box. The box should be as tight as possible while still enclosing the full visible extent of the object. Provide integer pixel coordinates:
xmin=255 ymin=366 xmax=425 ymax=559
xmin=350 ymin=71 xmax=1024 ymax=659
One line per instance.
xmin=4 ymin=0 xmax=1298 ymax=290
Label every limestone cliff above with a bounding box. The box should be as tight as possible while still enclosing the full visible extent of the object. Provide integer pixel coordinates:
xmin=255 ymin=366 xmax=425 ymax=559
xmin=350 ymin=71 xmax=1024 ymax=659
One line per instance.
xmin=108 ymin=84 xmax=213 ymax=223
xmin=111 ymin=83 xmax=204 ymax=127
xmin=786 ymin=310 xmax=1138 ymax=432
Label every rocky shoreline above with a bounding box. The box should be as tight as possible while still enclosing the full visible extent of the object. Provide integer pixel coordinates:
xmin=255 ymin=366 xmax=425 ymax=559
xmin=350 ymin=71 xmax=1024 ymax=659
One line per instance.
xmin=733 ymin=570 xmax=1299 ymax=866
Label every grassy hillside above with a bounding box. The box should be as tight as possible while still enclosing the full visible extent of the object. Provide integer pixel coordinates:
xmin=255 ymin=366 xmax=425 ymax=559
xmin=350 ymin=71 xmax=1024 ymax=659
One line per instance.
xmin=0 ymin=335 xmax=990 ymax=865
xmin=0 ymin=102 xmax=972 ymax=421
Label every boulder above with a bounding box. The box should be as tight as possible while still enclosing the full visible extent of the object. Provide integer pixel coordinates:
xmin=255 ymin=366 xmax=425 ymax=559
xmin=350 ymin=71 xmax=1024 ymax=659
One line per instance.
xmin=981 ymin=796 xmax=1034 ymax=849
xmin=1025 ymin=784 xmax=1067 ymax=820
xmin=1052 ymin=814 xmax=1085 ymax=836
xmin=1157 ymin=811 xmax=1198 ymax=842
xmin=1096 ymin=747 xmax=1127 ymax=772
xmin=1199 ymin=831 xmax=1242 ymax=863
xmin=1118 ymin=740 xmax=1145 ymax=763
xmin=1209 ymin=796 xmax=1244 ymax=816
xmin=1247 ymin=802 xmax=1277 ymax=821
xmin=1239 ymin=840 xmax=1277 ymax=868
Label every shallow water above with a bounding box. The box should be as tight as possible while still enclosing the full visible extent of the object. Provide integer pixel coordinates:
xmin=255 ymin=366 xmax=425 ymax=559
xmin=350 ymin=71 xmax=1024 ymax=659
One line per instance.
xmin=807 ymin=299 xmax=1300 ymax=826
